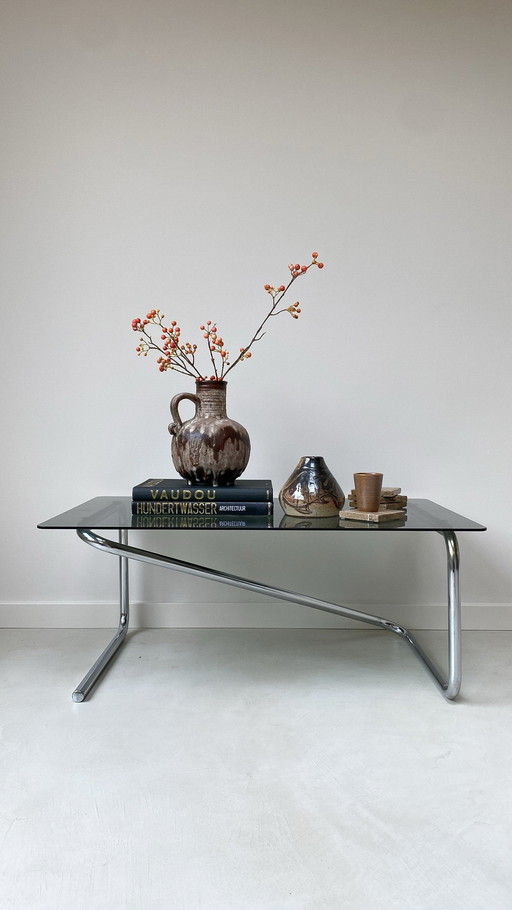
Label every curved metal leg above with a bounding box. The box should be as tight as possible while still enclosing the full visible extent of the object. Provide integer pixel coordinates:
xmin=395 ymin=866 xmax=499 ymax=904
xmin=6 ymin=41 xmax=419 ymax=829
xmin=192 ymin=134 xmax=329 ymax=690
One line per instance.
xmin=394 ymin=531 xmax=460 ymax=698
xmin=72 ymin=530 xmax=130 ymax=702
xmin=75 ymin=527 xmax=462 ymax=700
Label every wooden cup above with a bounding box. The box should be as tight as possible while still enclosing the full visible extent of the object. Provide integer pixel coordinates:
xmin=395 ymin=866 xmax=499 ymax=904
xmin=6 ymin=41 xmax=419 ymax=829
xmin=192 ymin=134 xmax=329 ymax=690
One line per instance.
xmin=354 ymin=473 xmax=383 ymax=512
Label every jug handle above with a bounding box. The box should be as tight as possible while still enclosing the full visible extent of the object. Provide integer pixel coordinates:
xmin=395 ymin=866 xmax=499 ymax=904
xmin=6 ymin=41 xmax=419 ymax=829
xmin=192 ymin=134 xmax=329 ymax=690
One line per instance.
xmin=168 ymin=392 xmax=200 ymax=436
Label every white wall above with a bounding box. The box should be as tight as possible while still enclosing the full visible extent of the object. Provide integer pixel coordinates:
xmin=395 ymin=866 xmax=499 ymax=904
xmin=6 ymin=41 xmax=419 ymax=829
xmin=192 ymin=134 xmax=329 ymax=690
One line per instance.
xmin=1 ymin=0 xmax=511 ymax=629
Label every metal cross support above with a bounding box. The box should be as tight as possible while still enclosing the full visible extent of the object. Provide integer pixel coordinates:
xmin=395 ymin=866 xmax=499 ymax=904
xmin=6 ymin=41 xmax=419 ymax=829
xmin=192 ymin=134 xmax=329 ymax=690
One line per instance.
xmin=72 ymin=528 xmax=461 ymax=702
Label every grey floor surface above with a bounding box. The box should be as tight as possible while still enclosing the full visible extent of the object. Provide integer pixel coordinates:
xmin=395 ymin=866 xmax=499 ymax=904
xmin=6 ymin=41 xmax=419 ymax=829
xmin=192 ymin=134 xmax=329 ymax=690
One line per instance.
xmin=1 ymin=628 xmax=511 ymax=909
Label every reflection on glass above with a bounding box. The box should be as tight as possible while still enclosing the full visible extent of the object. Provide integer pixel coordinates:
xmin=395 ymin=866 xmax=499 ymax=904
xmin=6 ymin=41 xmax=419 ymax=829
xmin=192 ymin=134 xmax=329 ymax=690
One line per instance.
xmin=132 ymin=514 xmax=272 ymax=530
xmin=279 ymin=514 xmax=341 ymax=530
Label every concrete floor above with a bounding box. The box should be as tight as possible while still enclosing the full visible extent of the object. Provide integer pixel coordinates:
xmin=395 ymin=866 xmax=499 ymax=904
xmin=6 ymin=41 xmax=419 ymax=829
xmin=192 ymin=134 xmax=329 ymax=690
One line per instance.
xmin=1 ymin=628 xmax=511 ymax=909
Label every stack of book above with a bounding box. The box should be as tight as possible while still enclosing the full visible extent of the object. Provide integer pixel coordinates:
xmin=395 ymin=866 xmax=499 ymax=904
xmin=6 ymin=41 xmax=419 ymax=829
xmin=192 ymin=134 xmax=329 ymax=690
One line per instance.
xmin=131 ymin=478 xmax=274 ymax=528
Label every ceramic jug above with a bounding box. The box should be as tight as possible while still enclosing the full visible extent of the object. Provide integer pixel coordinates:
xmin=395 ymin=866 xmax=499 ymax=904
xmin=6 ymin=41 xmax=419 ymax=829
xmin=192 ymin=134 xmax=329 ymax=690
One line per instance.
xmin=169 ymin=380 xmax=250 ymax=486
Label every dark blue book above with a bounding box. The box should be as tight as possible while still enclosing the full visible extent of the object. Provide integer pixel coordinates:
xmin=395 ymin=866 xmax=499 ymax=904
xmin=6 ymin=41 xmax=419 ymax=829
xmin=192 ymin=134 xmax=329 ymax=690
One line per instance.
xmin=132 ymin=478 xmax=273 ymax=503
xmin=132 ymin=500 xmax=273 ymax=516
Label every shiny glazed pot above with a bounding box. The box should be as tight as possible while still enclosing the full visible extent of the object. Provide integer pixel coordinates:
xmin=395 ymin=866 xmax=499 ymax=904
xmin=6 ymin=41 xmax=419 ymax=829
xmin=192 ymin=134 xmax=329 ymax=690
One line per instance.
xmin=279 ymin=455 xmax=345 ymax=517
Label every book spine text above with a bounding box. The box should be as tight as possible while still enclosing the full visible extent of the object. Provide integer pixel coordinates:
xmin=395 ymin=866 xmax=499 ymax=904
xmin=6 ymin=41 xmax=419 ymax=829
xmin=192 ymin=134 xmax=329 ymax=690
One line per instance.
xmin=131 ymin=500 xmax=272 ymax=516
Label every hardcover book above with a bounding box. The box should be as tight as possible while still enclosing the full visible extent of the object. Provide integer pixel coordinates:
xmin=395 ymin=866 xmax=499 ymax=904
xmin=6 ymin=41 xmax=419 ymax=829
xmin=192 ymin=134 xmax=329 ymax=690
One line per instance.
xmin=132 ymin=478 xmax=273 ymax=502
xmin=132 ymin=500 xmax=273 ymax=516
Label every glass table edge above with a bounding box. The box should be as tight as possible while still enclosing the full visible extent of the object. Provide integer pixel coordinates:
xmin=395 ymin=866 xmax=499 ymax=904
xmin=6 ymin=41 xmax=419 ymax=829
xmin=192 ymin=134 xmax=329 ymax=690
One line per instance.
xmin=38 ymin=497 xmax=487 ymax=532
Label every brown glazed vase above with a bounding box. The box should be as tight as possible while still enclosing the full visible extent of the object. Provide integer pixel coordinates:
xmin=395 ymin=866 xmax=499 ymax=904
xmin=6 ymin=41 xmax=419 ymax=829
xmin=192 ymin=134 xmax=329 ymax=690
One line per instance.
xmin=168 ymin=380 xmax=250 ymax=486
xmin=279 ymin=455 xmax=345 ymax=517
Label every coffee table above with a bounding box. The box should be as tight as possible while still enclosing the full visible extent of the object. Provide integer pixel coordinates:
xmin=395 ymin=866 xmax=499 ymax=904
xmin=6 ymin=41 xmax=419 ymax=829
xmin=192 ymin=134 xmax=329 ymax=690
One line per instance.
xmin=38 ymin=497 xmax=486 ymax=702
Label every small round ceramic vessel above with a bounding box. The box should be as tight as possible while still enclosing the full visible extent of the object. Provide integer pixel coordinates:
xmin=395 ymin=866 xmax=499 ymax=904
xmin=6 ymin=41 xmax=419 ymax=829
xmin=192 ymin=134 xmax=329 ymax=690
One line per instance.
xmin=279 ymin=456 xmax=345 ymax=517
xmin=353 ymin=472 xmax=383 ymax=512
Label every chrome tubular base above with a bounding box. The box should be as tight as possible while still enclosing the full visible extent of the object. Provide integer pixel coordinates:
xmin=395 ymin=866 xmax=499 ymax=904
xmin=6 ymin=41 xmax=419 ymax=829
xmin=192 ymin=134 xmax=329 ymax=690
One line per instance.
xmin=74 ymin=528 xmax=462 ymax=702
xmin=72 ymin=530 xmax=129 ymax=702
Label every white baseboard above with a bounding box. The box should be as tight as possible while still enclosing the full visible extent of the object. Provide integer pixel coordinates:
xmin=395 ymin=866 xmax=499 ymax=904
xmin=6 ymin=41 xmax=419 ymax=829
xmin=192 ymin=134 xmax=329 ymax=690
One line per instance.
xmin=1 ymin=601 xmax=512 ymax=630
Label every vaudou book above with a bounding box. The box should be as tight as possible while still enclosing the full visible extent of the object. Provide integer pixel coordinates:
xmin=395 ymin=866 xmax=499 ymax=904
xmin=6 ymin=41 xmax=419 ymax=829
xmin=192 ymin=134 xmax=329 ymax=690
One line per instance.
xmin=132 ymin=478 xmax=273 ymax=502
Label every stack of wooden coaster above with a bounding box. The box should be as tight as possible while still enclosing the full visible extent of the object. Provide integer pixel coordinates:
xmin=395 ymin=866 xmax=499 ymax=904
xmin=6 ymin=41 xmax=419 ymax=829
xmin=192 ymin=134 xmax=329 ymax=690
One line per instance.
xmin=340 ymin=487 xmax=407 ymax=522
xmin=348 ymin=487 xmax=407 ymax=511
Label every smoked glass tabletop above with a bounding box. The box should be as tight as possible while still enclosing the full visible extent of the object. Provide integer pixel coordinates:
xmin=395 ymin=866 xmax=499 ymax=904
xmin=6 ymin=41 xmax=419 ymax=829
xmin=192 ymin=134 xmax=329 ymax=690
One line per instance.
xmin=38 ymin=498 xmax=486 ymax=532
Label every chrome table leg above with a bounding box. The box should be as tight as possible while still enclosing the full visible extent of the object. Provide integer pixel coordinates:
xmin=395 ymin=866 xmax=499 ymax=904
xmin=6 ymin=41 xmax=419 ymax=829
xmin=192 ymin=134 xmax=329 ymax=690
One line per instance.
xmin=75 ymin=527 xmax=462 ymax=700
xmin=72 ymin=530 xmax=130 ymax=702
xmin=391 ymin=532 xmax=461 ymax=698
